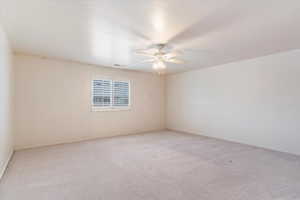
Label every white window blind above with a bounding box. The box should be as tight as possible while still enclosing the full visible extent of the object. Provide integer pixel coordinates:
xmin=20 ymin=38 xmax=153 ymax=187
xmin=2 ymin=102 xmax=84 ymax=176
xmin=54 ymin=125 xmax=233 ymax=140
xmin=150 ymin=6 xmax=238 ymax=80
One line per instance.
xmin=113 ymin=81 xmax=129 ymax=107
xmin=92 ymin=79 xmax=130 ymax=110
xmin=93 ymin=80 xmax=112 ymax=107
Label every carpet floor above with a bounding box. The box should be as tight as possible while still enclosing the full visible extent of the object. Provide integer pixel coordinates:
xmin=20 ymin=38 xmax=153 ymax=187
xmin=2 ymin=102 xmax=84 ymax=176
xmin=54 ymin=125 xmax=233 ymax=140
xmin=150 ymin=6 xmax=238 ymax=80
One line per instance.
xmin=1 ymin=131 xmax=300 ymax=200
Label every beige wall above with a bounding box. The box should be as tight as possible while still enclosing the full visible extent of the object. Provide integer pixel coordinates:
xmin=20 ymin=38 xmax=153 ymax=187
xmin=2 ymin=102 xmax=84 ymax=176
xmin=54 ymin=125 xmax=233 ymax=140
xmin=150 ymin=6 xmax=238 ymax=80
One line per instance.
xmin=0 ymin=26 xmax=14 ymax=179
xmin=167 ymin=49 xmax=300 ymax=155
xmin=13 ymin=46 xmax=300 ymax=156
xmin=14 ymin=54 xmax=165 ymax=149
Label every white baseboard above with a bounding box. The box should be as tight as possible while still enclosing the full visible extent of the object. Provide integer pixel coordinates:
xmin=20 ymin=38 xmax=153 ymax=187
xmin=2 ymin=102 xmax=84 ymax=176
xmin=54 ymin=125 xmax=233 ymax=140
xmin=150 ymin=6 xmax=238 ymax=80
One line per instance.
xmin=167 ymin=128 xmax=300 ymax=156
xmin=0 ymin=150 xmax=14 ymax=180
xmin=15 ymin=128 xmax=167 ymax=151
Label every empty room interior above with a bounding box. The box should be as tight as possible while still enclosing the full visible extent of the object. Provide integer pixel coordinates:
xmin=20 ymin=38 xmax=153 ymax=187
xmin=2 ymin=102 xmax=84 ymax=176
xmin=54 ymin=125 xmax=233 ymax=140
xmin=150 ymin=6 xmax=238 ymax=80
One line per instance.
xmin=1 ymin=0 xmax=300 ymax=199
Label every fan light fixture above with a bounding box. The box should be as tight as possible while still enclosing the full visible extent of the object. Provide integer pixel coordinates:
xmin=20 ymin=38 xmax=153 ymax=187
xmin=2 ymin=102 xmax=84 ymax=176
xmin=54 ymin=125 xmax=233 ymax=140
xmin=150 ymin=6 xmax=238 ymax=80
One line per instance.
xmin=153 ymin=60 xmax=166 ymax=70
xmin=135 ymin=44 xmax=186 ymax=73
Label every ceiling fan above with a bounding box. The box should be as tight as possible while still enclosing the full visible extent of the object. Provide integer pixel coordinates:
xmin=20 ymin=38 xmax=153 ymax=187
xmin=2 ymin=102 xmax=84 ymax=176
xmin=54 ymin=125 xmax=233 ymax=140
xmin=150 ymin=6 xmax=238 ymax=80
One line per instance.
xmin=134 ymin=43 xmax=186 ymax=73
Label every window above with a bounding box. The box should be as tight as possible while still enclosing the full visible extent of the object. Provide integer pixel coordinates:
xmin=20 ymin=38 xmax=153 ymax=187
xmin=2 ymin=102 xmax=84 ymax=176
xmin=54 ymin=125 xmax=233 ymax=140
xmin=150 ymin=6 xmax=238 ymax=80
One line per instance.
xmin=92 ymin=79 xmax=130 ymax=111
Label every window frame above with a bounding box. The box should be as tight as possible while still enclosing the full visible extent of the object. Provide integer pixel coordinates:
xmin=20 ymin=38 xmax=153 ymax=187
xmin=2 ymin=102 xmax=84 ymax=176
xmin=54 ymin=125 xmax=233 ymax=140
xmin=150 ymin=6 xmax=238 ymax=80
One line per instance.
xmin=91 ymin=79 xmax=131 ymax=112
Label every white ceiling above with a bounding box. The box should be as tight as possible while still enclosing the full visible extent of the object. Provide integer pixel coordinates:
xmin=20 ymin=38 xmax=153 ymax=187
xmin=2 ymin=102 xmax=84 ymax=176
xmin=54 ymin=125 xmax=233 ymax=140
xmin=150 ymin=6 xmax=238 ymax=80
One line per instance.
xmin=1 ymin=0 xmax=300 ymax=74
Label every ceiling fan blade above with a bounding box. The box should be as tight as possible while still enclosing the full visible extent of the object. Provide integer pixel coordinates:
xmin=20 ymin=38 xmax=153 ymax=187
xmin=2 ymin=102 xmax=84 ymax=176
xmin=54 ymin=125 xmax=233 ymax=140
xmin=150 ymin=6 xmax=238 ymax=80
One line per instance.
xmin=166 ymin=58 xmax=186 ymax=64
xmin=140 ymin=59 xmax=156 ymax=63
xmin=163 ymin=51 xmax=183 ymax=59
xmin=135 ymin=47 xmax=159 ymax=55
xmin=172 ymin=48 xmax=218 ymax=57
xmin=135 ymin=52 xmax=156 ymax=58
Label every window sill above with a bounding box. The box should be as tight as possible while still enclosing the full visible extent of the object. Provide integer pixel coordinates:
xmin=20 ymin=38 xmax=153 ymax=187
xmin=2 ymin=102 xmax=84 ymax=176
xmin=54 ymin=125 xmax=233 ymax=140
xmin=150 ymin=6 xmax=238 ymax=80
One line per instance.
xmin=91 ymin=106 xmax=131 ymax=112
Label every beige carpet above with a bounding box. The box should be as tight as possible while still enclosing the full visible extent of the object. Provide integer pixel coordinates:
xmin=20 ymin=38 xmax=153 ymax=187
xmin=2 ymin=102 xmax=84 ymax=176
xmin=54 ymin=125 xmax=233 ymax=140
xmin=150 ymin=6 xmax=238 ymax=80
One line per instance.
xmin=1 ymin=131 xmax=300 ymax=200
